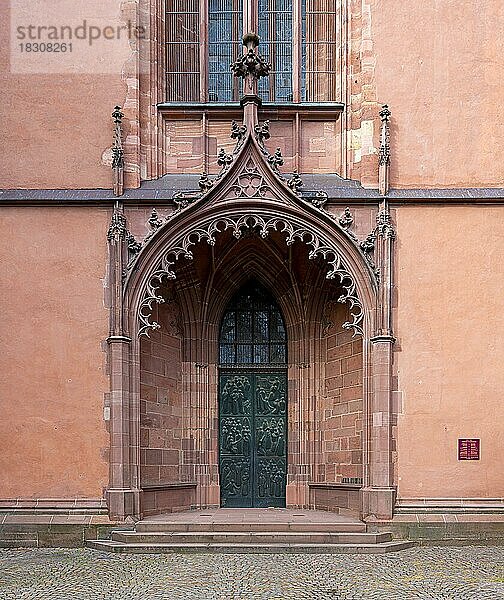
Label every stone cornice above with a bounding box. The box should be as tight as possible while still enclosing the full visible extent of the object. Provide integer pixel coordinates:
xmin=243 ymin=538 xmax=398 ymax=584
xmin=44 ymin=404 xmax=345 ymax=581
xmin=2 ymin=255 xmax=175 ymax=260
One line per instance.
xmin=2 ymin=186 xmax=504 ymax=206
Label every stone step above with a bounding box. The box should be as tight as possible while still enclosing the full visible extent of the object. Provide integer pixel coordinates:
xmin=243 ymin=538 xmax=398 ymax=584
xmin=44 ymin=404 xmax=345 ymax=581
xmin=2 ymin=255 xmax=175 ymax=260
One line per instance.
xmin=136 ymin=521 xmax=367 ymax=533
xmin=112 ymin=530 xmax=392 ymax=545
xmin=0 ymin=531 xmax=38 ymax=548
xmin=88 ymin=539 xmax=415 ymax=554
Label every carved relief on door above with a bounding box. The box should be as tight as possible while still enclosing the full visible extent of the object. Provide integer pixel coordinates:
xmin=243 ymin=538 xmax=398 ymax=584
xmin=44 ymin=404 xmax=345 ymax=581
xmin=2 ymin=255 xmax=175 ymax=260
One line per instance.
xmin=218 ymin=281 xmax=287 ymax=508
xmin=219 ymin=372 xmax=287 ymax=508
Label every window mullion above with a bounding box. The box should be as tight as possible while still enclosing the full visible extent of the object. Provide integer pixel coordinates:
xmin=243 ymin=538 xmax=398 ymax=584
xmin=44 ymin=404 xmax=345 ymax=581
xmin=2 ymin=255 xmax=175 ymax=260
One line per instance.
xmin=200 ymin=0 xmax=209 ymax=102
xmin=245 ymin=0 xmax=257 ymax=34
xmin=292 ymin=0 xmax=301 ymax=102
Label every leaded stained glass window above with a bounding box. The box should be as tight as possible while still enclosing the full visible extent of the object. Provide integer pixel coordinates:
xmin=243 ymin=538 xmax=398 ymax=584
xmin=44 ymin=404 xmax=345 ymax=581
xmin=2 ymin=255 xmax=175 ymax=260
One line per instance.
xmin=219 ymin=282 xmax=287 ymax=366
xmin=165 ymin=1 xmax=340 ymax=103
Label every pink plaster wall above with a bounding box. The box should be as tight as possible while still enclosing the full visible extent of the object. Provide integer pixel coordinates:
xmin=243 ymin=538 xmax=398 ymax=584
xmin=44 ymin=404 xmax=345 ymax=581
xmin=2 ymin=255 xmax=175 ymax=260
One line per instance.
xmin=371 ymin=0 xmax=504 ymax=188
xmin=0 ymin=3 xmax=127 ymax=189
xmin=0 ymin=208 xmax=110 ymax=498
xmin=395 ymin=206 xmax=504 ymax=498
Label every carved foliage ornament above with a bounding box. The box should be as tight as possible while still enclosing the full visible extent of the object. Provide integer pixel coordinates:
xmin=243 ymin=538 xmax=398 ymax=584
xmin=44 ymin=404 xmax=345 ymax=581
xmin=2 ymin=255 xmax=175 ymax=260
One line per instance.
xmin=107 ymin=210 xmax=127 ymax=241
xmin=231 ymin=33 xmax=271 ymax=81
xmin=379 ymin=104 xmax=391 ymax=167
xmin=138 ymin=214 xmax=364 ymax=338
xmin=111 ymin=105 xmax=124 ymax=170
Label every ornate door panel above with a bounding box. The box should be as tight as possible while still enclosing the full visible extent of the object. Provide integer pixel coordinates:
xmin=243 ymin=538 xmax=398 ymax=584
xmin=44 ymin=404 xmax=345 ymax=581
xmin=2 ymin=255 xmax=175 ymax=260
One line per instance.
xmin=219 ymin=372 xmax=287 ymax=508
xmin=218 ymin=281 xmax=288 ymax=508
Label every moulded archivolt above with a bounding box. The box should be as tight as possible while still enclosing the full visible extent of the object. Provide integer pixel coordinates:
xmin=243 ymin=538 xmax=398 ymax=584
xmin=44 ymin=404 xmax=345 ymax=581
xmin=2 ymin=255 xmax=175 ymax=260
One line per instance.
xmin=137 ymin=213 xmax=364 ymax=338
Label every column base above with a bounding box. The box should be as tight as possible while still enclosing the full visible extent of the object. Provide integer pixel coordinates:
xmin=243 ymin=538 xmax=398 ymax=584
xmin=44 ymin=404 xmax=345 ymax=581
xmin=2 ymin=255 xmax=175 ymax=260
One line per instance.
xmin=106 ymin=488 xmax=141 ymax=521
xmin=361 ymin=487 xmax=396 ymax=520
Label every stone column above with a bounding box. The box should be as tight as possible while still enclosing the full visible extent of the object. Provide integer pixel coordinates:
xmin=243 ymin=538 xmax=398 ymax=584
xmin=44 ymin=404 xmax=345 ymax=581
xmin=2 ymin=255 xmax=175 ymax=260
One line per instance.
xmin=106 ymin=203 xmax=140 ymax=520
xmin=362 ymin=200 xmax=396 ymax=519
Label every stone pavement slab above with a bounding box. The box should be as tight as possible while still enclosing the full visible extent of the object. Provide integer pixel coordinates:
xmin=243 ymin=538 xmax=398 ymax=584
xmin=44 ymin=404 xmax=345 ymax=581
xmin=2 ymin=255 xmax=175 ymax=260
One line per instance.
xmin=0 ymin=546 xmax=503 ymax=599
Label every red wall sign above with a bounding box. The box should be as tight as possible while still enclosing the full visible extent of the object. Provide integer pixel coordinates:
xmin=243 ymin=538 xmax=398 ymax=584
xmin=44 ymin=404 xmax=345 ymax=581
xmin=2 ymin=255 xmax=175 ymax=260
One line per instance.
xmin=458 ymin=438 xmax=480 ymax=460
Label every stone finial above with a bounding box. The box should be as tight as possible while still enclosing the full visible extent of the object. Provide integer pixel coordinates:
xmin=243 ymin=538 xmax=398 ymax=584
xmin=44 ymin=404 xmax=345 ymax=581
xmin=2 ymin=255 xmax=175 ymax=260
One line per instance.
xmin=338 ymin=207 xmax=354 ymax=229
xmin=378 ymin=104 xmax=391 ymax=195
xmin=267 ymin=148 xmax=284 ymax=173
xmin=148 ymin=208 xmax=163 ymax=231
xmin=112 ymin=105 xmax=124 ymax=125
xmin=107 ymin=204 xmax=127 ymax=241
xmin=379 ymin=104 xmax=391 ymax=123
xmin=198 ymin=172 xmax=214 ymax=194
xmin=231 ymin=33 xmax=271 ymax=81
xmin=287 ymin=171 xmax=303 ymax=194
xmin=112 ymin=105 xmax=124 ymax=196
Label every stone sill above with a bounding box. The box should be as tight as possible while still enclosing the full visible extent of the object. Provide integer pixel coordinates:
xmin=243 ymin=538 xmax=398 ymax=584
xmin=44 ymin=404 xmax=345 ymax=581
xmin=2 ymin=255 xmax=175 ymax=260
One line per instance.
xmin=396 ymin=497 xmax=504 ymax=514
xmin=0 ymin=498 xmax=107 ymax=515
xmin=157 ymin=101 xmax=344 ymax=119
xmin=308 ymin=482 xmax=362 ymax=491
xmin=141 ymin=482 xmax=197 ymax=491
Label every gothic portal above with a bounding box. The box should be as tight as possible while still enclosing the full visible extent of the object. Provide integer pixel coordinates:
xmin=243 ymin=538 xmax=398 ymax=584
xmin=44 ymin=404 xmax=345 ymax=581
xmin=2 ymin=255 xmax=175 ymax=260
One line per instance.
xmin=105 ymin=33 xmax=397 ymax=523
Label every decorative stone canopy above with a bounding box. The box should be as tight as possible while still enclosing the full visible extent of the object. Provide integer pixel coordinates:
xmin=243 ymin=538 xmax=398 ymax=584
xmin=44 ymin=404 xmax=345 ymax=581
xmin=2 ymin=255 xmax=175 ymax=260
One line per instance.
xmin=122 ymin=34 xmax=379 ymax=339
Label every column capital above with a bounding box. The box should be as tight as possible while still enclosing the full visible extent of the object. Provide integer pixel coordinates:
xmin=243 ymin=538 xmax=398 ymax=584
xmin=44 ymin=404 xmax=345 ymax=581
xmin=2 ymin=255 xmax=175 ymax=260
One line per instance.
xmin=107 ymin=335 xmax=132 ymax=344
xmin=370 ymin=333 xmax=396 ymax=344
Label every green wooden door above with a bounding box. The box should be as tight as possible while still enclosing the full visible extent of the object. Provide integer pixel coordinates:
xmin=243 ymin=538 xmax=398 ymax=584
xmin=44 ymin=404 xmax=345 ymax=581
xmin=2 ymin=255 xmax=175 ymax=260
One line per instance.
xmin=218 ymin=282 xmax=287 ymax=508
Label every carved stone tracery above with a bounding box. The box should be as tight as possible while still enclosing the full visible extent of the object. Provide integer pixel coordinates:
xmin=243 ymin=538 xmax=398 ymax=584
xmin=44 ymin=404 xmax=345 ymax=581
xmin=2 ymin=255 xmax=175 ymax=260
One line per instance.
xmin=137 ymin=212 xmax=365 ymax=338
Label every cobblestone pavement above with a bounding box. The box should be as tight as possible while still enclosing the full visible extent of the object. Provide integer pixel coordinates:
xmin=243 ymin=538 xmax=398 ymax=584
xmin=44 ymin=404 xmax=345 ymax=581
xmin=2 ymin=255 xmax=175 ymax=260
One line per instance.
xmin=0 ymin=546 xmax=503 ymax=599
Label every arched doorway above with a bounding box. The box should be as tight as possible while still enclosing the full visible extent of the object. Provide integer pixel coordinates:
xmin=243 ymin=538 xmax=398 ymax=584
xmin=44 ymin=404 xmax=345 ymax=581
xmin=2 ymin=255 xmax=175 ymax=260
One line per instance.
xmin=218 ymin=280 xmax=287 ymax=508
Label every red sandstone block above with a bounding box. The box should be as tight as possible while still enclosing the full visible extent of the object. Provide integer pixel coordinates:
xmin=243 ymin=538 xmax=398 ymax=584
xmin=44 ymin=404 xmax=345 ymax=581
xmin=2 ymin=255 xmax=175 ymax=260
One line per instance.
xmin=141 ymin=466 xmax=160 ymax=482
xmin=339 ymin=464 xmax=361 ymax=478
xmin=326 ymin=334 xmax=338 ymax=349
xmin=159 ymin=466 xmax=179 ymax=480
xmin=349 ymin=435 xmax=362 ymax=450
xmin=323 ymin=429 xmax=334 ymax=441
xmin=327 ymin=344 xmax=352 ymax=361
xmin=328 ymin=415 xmax=342 ymax=429
xmin=341 ymin=413 xmax=358 ymax=428
xmin=140 ymin=384 xmax=158 ymax=403
xmin=327 ymin=450 xmax=352 ymax=464
xmin=333 ymin=426 xmax=355 ymax=438
xmin=148 ymin=431 xmax=166 ymax=448
xmin=140 ymin=340 xmax=152 ymax=355
xmin=140 ymin=429 xmax=149 ymax=446
xmin=141 ymin=492 xmax=157 ymax=511
xmin=140 ymin=371 xmax=156 ymax=386
xmin=342 ymin=354 xmax=363 ymax=373
xmin=159 ymin=415 xmax=180 ymax=430
xmin=332 ymin=402 xmax=350 ymax=416
xmin=160 ymin=332 xmax=182 ymax=349
xmin=151 ymin=342 xmax=169 ymax=358
xmin=347 ymin=400 xmax=363 ymax=413
xmin=165 ymin=363 xmax=182 ymax=380
xmin=141 ymin=354 xmax=165 ymax=375
xmin=145 ymin=449 xmax=163 ymax=465
xmin=351 ymin=450 xmax=362 ymax=464
xmin=341 ymin=385 xmax=363 ymax=401
xmin=352 ymin=340 xmax=362 ymax=355
xmin=337 ymin=329 xmax=354 ymax=345
xmin=325 ymin=375 xmax=343 ymax=391
xmin=162 ymin=449 xmax=179 ymax=465
xmin=343 ymin=371 xmax=362 ymax=387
